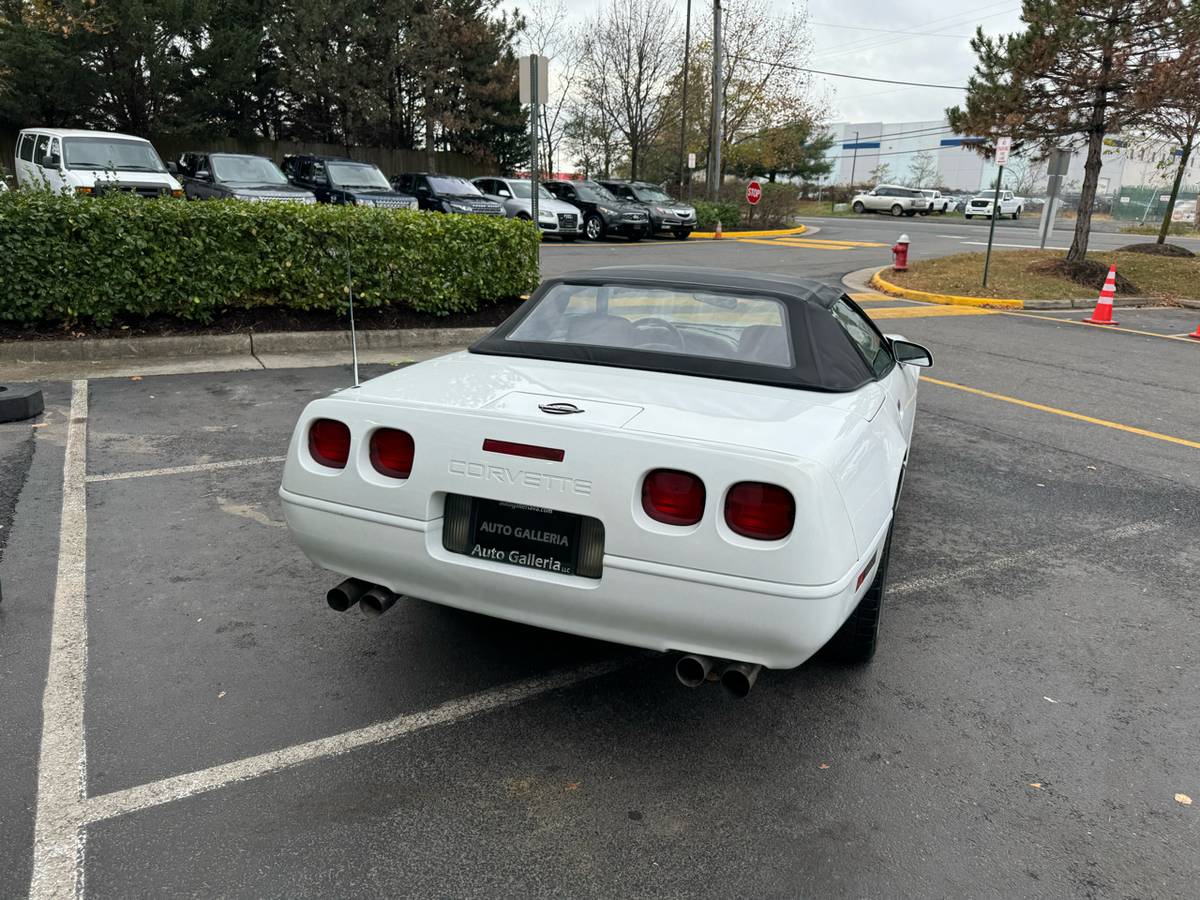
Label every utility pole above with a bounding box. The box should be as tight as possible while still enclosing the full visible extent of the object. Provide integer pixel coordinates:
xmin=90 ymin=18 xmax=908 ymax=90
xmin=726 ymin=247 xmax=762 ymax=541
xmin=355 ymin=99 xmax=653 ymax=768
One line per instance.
xmin=708 ymin=0 xmax=723 ymax=200
xmin=529 ymin=53 xmax=540 ymax=225
xmin=677 ymin=0 xmax=692 ymax=196
xmin=848 ymin=130 xmax=860 ymax=189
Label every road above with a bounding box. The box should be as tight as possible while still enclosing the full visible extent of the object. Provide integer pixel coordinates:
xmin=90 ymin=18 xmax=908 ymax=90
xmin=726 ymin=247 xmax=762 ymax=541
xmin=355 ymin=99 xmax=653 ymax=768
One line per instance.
xmin=2 ymin=231 xmax=1198 ymax=898
xmin=541 ymin=214 xmax=1200 ymax=286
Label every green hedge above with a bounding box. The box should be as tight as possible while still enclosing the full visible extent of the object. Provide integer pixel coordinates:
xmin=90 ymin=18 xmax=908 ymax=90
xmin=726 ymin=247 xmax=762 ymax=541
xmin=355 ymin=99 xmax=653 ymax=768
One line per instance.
xmin=693 ymin=200 xmax=742 ymax=231
xmin=0 ymin=191 xmax=540 ymax=326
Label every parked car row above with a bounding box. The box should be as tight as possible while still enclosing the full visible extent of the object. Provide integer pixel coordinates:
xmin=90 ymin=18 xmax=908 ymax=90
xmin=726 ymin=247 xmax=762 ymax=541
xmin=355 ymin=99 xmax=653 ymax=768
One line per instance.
xmin=11 ymin=127 xmax=699 ymax=242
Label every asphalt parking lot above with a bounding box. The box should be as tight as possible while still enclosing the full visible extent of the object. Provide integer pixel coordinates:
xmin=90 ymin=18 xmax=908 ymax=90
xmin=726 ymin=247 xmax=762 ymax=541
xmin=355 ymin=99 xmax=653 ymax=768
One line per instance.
xmin=3 ymin=248 xmax=1199 ymax=897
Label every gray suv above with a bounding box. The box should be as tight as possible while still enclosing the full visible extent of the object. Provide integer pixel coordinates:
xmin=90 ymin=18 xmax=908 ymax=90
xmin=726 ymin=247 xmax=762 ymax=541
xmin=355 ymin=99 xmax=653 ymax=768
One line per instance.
xmin=850 ymin=184 xmax=928 ymax=217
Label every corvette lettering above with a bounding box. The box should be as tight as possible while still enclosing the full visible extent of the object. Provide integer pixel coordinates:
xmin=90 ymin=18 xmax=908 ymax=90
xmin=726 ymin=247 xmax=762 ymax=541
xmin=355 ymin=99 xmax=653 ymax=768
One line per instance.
xmin=448 ymin=459 xmax=592 ymax=496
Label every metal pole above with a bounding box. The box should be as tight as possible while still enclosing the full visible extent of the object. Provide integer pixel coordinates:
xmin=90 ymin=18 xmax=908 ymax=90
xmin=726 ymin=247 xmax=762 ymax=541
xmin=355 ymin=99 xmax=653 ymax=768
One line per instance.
xmin=708 ymin=0 xmax=723 ymax=200
xmin=345 ymin=229 xmax=359 ymax=387
xmin=848 ymin=129 xmax=860 ymax=189
xmin=677 ymin=0 xmax=692 ymax=195
xmin=983 ymin=164 xmax=1004 ymax=288
xmin=529 ymin=54 xmax=539 ymax=225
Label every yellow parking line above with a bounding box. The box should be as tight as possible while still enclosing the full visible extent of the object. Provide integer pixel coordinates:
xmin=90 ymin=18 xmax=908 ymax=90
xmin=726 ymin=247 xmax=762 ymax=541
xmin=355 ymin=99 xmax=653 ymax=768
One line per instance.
xmin=777 ymin=238 xmax=888 ymax=248
xmin=734 ymin=238 xmax=851 ymax=250
xmin=922 ymin=376 xmax=1200 ymax=450
xmin=999 ymin=309 xmax=1200 ymax=344
xmin=868 ymin=306 xmax=994 ymax=319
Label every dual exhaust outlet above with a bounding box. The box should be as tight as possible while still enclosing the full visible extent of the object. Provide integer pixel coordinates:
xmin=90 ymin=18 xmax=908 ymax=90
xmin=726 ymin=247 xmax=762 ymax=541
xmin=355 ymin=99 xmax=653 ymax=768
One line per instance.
xmin=675 ymin=654 xmax=762 ymax=699
xmin=327 ymin=577 xmax=403 ymax=617
xmin=329 ymin=578 xmax=762 ymax=697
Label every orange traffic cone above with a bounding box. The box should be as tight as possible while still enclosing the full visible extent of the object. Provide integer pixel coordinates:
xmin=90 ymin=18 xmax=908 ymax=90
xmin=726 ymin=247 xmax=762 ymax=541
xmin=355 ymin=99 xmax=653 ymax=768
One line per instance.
xmin=1083 ymin=264 xmax=1119 ymax=325
xmin=714 ymin=220 xmax=724 ymax=239
xmin=1188 ymin=323 xmax=1200 ymax=340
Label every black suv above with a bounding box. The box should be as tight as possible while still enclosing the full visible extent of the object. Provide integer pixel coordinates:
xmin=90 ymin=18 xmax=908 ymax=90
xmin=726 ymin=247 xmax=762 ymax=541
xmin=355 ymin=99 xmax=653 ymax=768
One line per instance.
xmin=390 ymin=172 xmax=504 ymax=216
xmin=172 ymin=152 xmax=315 ymax=204
xmin=597 ymin=180 xmax=695 ymax=239
xmin=282 ymin=155 xmax=418 ymax=208
xmin=542 ymin=179 xmax=649 ymax=241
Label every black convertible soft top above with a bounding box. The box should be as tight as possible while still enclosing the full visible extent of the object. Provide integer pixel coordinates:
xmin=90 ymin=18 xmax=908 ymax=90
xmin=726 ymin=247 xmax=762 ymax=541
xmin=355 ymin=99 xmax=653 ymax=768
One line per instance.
xmin=471 ymin=265 xmax=888 ymax=393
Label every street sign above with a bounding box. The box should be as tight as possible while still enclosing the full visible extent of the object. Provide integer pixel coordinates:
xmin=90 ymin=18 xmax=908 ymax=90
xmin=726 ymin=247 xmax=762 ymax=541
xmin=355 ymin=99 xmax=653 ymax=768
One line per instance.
xmin=995 ymin=135 xmax=1012 ymax=166
xmin=687 ymin=152 xmax=696 ymax=169
xmin=518 ymin=55 xmax=549 ymax=104
xmin=1120 ymin=196 xmax=1130 ymax=203
xmin=746 ymin=180 xmax=762 ymax=205
xmin=1160 ymin=194 xmax=1172 ymax=202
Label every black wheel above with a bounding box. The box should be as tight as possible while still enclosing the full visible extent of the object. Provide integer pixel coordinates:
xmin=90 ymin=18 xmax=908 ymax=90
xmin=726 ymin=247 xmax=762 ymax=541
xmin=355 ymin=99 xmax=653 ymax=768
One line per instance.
xmin=852 ymin=201 xmax=866 ymax=214
xmin=584 ymin=215 xmax=605 ymax=241
xmin=905 ymin=210 xmax=917 ymax=217
xmin=964 ymin=214 xmax=972 ymax=220
xmin=1012 ymin=208 xmax=1021 ymax=220
xmin=827 ymin=522 xmax=893 ymax=664
xmin=627 ymin=230 xmax=643 ymax=242
xmin=673 ymin=229 xmax=691 ymax=240
xmin=890 ymin=204 xmax=904 ymax=217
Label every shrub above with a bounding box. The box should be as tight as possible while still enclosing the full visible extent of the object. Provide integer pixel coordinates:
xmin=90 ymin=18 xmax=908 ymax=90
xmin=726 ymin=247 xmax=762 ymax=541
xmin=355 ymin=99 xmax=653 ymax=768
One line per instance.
xmin=693 ymin=200 xmax=742 ymax=231
xmin=0 ymin=191 xmax=540 ymax=326
xmin=718 ymin=181 xmax=801 ymax=228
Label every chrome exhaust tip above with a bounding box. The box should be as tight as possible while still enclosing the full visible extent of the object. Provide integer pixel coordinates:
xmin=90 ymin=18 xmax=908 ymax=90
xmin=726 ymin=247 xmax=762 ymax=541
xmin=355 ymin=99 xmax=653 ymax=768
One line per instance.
xmin=720 ymin=662 xmax=762 ymax=699
xmin=675 ymin=654 xmax=716 ymax=688
xmin=360 ymin=585 xmax=400 ymax=618
xmin=327 ymin=578 xmax=372 ymax=612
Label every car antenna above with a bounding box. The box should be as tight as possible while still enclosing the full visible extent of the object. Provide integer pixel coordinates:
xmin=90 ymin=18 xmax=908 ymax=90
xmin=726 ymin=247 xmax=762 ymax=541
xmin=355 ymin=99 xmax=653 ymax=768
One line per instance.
xmin=345 ymin=225 xmax=360 ymax=387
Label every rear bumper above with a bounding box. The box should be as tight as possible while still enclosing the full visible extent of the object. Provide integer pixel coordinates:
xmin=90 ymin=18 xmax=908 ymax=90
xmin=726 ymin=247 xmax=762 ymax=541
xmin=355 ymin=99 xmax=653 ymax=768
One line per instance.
xmin=280 ymin=488 xmax=888 ymax=669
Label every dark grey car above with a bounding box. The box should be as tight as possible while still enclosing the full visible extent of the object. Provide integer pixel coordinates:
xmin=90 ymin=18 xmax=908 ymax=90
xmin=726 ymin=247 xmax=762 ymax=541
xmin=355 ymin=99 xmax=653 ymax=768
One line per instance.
xmin=173 ymin=153 xmax=316 ymax=204
xmin=598 ymin=180 xmax=696 ymax=239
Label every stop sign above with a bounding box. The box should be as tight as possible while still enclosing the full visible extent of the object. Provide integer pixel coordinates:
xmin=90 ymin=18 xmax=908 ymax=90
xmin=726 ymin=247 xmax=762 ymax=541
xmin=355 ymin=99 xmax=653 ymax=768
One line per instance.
xmin=746 ymin=181 xmax=762 ymax=205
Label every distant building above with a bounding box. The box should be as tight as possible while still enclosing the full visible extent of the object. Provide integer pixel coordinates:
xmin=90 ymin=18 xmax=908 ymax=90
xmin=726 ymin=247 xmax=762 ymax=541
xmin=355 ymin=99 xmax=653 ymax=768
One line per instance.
xmin=818 ymin=119 xmax=1200 ymax=208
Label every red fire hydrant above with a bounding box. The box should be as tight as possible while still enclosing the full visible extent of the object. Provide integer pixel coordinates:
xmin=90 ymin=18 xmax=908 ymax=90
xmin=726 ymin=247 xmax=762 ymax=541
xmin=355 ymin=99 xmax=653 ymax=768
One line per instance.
xmin=892 ymin=234 xmax=910 ymax=271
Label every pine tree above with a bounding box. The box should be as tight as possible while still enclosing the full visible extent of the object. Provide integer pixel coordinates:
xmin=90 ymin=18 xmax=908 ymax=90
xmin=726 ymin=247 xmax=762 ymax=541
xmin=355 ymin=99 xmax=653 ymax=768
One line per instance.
xmin=948 ymin=0 xmax=1178 ymax=263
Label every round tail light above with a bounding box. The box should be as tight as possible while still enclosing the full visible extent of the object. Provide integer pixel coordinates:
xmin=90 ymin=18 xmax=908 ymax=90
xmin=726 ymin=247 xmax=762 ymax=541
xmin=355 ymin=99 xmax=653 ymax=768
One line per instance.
xmin=308 ymin=418 xmax=351 ymax=469
xmin=370 ymin=428 xmax=415 ymax=479
xmin=642 ymin=469 xmax=706 ymax=526
xmin=725 ymin=482 xmax=795 ymax=541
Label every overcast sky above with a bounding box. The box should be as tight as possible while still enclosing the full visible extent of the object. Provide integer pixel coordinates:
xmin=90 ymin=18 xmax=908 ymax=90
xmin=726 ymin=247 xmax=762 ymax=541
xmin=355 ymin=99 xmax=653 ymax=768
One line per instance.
xmin=505 ymin=0 xmax=1026 ymax=125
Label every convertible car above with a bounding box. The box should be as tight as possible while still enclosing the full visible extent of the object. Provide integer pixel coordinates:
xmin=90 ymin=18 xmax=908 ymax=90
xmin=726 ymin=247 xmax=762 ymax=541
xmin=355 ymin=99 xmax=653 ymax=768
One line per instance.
xmin=279 ymin=267 xmax=932 ymax=696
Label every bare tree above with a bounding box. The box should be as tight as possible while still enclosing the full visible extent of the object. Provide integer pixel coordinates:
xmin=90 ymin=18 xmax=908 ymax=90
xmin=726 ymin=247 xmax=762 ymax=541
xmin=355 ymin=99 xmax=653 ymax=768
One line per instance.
xmin=906 ymin=151 xmax=938 ymax=188
xmin=521 ymin=0 xmax=581 ymax=176
xmin=1005 ymin=155 xmax=1048 ymax=196
xmin=579 ymin=0 xmax=680 ymax=179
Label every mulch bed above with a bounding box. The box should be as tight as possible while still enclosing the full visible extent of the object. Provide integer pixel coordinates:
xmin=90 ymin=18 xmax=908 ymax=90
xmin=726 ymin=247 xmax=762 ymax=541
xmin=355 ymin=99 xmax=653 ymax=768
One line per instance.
xmin=1029 ymin=258 xmax=1140 ymax=295
xmin=0 ymin=298 xmax=526 ymax=343
xmin=1116 ymin=242 xmax=1196 ymax=258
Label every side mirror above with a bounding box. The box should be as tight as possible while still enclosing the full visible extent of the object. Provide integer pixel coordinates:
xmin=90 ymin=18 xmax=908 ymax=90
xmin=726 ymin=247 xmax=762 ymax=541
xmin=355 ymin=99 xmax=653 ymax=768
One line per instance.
xmin=167 ymin=162 xmax=179 ymax=175
xmin=196 ymin=170 xmax=212 ymax=182
xmin=45 ymin=154 xmax=61 ymax=168
xmin=892 ymin=339 xmax=933 ymax=368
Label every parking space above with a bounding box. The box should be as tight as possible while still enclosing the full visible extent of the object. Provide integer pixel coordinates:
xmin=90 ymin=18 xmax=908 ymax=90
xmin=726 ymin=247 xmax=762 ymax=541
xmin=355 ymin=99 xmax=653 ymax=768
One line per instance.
xmin=4 ymin=288 xmax=1198 ymax=897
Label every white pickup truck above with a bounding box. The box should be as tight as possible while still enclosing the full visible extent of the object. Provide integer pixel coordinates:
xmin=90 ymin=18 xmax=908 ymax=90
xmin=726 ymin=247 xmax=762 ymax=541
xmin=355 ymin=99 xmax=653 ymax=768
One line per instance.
xmin=964 ymin=190 xmax=1023 ymax=220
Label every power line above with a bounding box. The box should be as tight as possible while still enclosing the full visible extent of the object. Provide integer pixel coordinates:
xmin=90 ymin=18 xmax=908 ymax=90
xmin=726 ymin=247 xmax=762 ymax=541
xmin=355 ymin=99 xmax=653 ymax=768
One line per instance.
xmin=810 ymin=2 xmax=1018 ymax=60
xmin=809 ymin=21 xmax=971 ymax=39
xmin=730 ymin=55 xmax=966 ymax=90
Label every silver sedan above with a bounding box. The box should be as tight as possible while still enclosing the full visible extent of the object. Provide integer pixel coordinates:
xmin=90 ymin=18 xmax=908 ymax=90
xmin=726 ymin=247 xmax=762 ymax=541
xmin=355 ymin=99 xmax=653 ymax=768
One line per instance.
xmin=472 ymin=176 xmax=583 ymax=241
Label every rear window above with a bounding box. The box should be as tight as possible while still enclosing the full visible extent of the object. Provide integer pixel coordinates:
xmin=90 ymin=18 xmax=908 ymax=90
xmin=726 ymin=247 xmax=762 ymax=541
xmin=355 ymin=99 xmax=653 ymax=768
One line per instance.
xmin=505 ymin=284 xmax=792 ymax=368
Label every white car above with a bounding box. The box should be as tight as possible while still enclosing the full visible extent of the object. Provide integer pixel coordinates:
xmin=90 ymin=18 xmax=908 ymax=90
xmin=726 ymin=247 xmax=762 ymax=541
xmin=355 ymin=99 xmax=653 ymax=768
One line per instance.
xmin=850 ymin=184 xmax=928 ymax=217
xmin=964 ymin=189 xmax=1023 ymax=220
xmin=13 ymin=128 xmax=183 ymax=197
xmin=472 ymin=176 xmax=583 ymax=240
xmin=279 ymin=267 xmax=932 ymax=697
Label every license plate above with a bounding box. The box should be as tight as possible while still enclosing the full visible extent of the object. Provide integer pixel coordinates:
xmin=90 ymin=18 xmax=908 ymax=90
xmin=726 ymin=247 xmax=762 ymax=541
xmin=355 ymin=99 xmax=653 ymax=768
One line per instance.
xmin=442 ymin=495 xmax=604 ymax=578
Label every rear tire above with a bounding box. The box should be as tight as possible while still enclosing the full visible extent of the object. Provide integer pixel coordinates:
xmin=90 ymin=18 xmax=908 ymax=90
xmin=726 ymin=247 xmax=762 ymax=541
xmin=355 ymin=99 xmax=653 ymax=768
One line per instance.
xmin=891 ymin=204 xmax=904 ymax=217
xmin=1012 ymin=208 xmax=1021 ymax=220
xmin=964 ymin=214 xmax=972 ymax=220
xmin=827 ymin=522 xmax=893 ymax=664
xmin=673 ymin=229 xmax=691 ymax=240
xmin=852 ymin=201 xmax=866 ymax=214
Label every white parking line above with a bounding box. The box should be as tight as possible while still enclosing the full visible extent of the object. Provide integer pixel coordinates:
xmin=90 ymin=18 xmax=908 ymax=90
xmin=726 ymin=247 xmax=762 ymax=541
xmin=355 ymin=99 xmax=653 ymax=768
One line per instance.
xmin=30 ymin=380 xmax=90 ymax=900
xmin=890 ymin=519 xmax=1164 ymax=597
xmin=958 ymin=240 xmax=1071 ymax=250
xmin=86 ymin=456 xmax=286 ymax=483
xmin=82 ymin=658 xmax=632 ymax=827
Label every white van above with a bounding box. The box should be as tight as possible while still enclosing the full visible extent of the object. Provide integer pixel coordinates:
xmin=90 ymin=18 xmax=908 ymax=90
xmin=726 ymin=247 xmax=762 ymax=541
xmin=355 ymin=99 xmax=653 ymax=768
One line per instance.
xmin=14 ymin=128 xmax=182 ymax=197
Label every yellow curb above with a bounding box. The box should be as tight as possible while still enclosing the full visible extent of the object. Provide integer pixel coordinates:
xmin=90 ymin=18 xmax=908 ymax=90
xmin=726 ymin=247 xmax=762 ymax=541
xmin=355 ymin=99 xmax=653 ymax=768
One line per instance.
xmin=870 ymin=268 xmax=1025 ymax=309
xmin=693 ymin=225 xmax=808 ymax=239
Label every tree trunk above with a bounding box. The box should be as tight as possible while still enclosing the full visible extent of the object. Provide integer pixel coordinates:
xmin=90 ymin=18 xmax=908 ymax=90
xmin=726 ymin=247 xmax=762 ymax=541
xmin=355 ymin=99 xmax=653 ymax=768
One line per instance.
xmin=1068 ymin=125 xmax=1106 ymax=264
xmin=1157 ymin=144 xmax=1192 ymax=244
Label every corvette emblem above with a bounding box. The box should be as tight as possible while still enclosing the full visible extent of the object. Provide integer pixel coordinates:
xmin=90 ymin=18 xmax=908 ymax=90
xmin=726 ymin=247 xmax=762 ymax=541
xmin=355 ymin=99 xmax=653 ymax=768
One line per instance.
xmin=538 ymin=402 xmax=584 ymax=415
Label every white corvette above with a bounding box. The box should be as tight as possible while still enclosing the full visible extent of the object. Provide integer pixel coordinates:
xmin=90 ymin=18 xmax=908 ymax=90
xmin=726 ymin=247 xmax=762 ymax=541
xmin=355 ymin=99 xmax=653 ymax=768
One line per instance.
xmin=280 ymin=266 xmax=933 ymax=696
